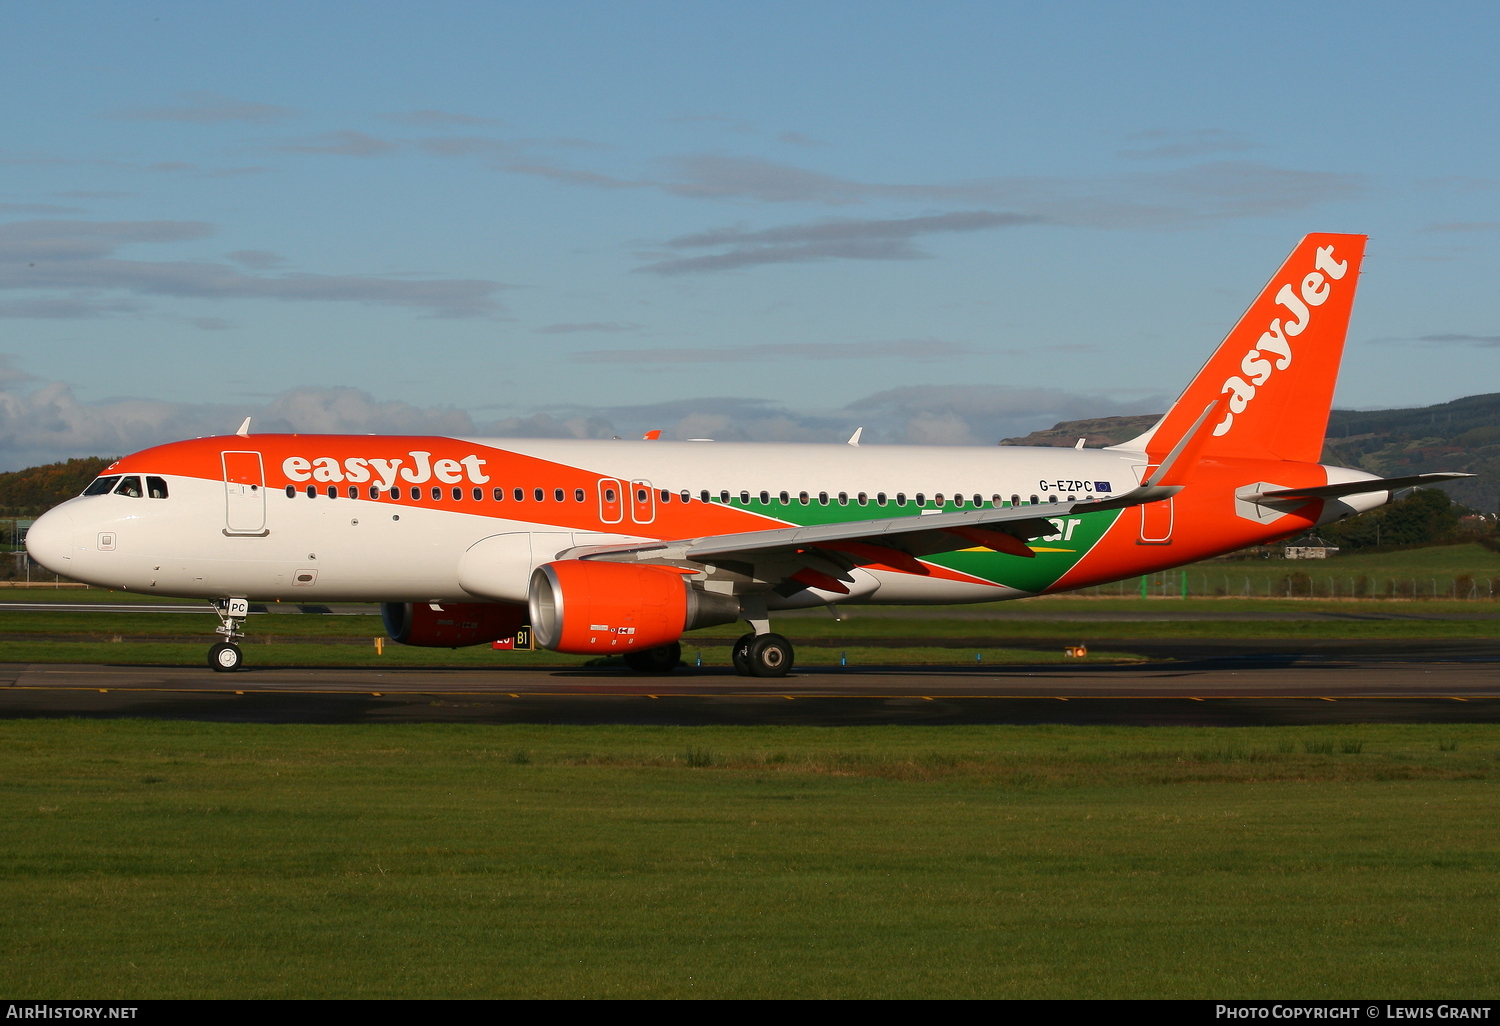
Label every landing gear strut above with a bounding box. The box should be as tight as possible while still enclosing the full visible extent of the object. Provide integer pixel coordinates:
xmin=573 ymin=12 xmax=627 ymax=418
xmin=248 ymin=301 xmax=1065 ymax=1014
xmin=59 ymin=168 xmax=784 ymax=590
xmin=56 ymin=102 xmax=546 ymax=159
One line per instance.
xmin=209 ymin=598 xmax=250 ymax=672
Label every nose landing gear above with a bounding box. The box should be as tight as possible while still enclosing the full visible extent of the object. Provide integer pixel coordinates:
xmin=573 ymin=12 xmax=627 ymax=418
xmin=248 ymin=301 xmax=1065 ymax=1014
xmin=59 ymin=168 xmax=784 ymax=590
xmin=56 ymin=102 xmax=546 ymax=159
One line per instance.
xmin=209 ymin=598 xmax=250 ymax=672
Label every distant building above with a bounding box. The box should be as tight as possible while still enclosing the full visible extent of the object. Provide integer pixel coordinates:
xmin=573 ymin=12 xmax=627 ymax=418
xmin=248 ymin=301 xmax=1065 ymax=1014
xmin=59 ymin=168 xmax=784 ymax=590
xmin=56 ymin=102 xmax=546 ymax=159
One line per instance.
xmin=1283 ymin=535 xmax=1340 ymax=560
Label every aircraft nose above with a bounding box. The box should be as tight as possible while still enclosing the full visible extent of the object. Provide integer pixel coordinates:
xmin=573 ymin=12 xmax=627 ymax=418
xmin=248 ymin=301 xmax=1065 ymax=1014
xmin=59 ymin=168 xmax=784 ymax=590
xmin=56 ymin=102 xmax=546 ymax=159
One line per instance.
xmin=25 ymin=506 xmax=74 ymax=575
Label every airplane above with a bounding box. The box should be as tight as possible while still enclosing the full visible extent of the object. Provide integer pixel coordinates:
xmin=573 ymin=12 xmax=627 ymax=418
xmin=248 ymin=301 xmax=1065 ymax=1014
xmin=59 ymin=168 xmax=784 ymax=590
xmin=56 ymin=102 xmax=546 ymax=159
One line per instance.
xmin=22 ymin=233 xmax=1470 ymax=676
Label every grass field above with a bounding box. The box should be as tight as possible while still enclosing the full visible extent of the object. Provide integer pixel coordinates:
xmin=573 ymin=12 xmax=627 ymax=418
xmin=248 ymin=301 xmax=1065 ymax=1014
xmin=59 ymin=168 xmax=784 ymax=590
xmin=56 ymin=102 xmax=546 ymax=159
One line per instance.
xmin=2 ymin=720 xmax=1497 ymax=999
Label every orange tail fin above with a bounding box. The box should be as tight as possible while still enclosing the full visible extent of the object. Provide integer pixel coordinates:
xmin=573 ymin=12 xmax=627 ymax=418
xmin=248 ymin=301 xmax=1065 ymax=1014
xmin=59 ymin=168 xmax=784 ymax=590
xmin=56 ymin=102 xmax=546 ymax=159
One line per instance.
xmin=1138 ymin=233 xmax=1367 ymax=465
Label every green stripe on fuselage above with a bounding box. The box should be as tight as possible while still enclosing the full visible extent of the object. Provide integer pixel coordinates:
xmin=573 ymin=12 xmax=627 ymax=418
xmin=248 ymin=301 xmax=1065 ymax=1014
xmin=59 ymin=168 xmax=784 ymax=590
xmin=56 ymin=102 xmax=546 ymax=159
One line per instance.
xmin=724 ymin=496 xmax=1121 ymax=592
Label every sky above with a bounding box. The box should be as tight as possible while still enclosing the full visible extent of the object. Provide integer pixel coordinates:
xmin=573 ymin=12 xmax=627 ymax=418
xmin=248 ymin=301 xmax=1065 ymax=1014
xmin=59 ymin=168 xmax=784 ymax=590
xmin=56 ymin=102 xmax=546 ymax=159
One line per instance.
xmin=1 ymin=1 xmax=1498 ymax=469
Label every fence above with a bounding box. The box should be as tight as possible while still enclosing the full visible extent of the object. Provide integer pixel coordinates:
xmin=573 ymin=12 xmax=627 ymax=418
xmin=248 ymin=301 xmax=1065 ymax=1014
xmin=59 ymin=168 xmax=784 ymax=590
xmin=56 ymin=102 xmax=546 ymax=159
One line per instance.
xmin=1075 ymin=572 xmax=1500 ymax=599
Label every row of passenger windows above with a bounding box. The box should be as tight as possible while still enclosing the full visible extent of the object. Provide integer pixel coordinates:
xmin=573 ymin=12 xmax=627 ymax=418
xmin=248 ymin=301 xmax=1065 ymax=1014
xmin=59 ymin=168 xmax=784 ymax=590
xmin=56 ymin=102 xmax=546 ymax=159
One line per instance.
xmin=282 ymin=484 xmax=1083 ymax=506
xmin=82 ymin=475 xmax=169 ymax=499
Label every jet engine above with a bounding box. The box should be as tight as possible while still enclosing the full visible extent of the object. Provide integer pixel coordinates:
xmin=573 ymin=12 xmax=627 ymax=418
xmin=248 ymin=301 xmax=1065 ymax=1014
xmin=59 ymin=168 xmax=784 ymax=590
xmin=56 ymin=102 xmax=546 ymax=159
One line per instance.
xmin=528 ymin=560 xmax=739 ymax=654
xmin=381 ymin=601 xmax=528 ymax=648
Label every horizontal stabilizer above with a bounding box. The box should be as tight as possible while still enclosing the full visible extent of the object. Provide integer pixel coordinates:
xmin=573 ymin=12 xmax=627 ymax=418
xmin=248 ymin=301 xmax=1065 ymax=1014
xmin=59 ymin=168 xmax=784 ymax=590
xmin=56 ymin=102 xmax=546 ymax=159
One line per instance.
xmin=1239 ymin=473 xmax=1475 ymax=504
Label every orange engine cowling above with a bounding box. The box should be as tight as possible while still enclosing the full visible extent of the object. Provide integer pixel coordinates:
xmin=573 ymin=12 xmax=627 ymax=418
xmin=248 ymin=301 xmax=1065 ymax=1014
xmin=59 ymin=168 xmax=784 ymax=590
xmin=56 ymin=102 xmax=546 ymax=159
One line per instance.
xmin=528 ymin=560 xmax=739 ymax=654
xmin=382 ymin=601 xmax=528 ymax=648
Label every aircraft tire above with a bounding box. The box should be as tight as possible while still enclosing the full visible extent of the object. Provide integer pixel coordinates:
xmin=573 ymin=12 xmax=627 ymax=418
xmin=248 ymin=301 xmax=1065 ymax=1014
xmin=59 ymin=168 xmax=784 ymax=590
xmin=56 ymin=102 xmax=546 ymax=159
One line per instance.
xmin=623 ymin=641 xmax=681 ymax=674
xmin=731 ymin=632 xmax=756 ymax=675
xmin=209 ymin=642 xmax=243 ymax=672
xmin=745 ymin=633 xmax=794 ymax=678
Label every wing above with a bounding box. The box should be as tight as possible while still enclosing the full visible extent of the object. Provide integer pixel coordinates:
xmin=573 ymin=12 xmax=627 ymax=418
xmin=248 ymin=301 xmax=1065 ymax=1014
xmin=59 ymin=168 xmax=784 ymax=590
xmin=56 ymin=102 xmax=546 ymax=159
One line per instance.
xmin=560 ymin=400 xmax=1221 ymax=573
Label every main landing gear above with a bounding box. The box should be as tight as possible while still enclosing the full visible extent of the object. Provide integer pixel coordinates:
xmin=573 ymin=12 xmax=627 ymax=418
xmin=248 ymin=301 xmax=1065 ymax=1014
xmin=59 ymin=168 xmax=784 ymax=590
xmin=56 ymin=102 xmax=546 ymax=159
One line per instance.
xmin=731 ymin=632 xmax=795 ymax=677
xmin=209 ymin=598 xmax=250 ymax=672
xmin=623 ymin=641 xmax=682 ymax=674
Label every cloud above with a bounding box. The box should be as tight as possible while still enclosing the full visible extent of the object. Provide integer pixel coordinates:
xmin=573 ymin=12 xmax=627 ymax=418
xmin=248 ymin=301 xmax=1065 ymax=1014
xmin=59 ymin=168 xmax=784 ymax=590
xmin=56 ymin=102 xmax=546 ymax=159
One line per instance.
xmin=277 ymin=131 xmax=398 ymax=157
xmin=576 ymin=340 xmax=972 ymax=364
xmin=0 ymin=297 xmax=145 ymax=319
xmin=109 ymin=91 xmax=298 ymax=124
xmin=534 ymin=321 xmax=641 ymax=334
xmin=1117 ymin=129 xmax=1259 ymax=160
xmin=0 ymin=203 xmax=83 ymax=214
xmin=0 ymin=219 xmax=509 ymax=318
xmin=445 ymin=148 xmax=1361 ymax=228
xmin=1373 ymin=333 xmax=1500 ymax=347
xmin=635 ymin=210 xmax=1040 ymax=274
xmin=225 ymin=249 xmax=287 ymax=269
xmin=1421 ymin=222 xmax=1500 ymax=232
xmin=380 ymin=109 xmax=503 ymax=127
xmin=0 ymin=366 xmax=493 ymax=470
xmin=520 ymin=383 xmax=1163 ymax=445
xmin=0 ymin=356 xmax=1169 ymax=471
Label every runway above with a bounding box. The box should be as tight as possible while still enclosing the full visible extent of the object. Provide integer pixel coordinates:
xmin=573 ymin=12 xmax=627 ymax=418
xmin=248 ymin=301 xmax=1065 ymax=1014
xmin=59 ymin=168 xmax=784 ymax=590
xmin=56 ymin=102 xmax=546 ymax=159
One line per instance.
xmin=1 ymin=655 xmax=1497 ymax=726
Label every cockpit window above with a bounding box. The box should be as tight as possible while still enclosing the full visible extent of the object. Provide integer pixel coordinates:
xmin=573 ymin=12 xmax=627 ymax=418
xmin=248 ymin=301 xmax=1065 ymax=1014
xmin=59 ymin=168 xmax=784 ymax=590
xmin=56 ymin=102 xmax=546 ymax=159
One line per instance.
xmin=146 ymin=476 xmax=169 ymax=499
xmin=113 ymin=476 xmax=143 ymax=498
xmin=83 ymin=476 xmax=121 ymax=496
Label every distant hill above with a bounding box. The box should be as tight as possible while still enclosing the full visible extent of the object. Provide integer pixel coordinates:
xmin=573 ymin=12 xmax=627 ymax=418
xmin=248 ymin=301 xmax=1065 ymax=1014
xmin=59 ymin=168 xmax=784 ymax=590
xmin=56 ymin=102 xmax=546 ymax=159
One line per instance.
xmin=0 ymin=457 xmax=115 ymax=517
xmin=1001 ymin=393 xmax=1500 ymax=512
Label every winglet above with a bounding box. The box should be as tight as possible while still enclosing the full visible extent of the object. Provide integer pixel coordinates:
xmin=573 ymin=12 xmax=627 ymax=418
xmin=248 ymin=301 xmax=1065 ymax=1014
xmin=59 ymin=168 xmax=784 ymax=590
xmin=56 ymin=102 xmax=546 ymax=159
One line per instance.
xmin=236 ymin=417 xmax=252 ymax=438
xmin=642 ymin=430 xmax=662 ymax=440
xmin=847 ymin=427 xmax=863 ymax=447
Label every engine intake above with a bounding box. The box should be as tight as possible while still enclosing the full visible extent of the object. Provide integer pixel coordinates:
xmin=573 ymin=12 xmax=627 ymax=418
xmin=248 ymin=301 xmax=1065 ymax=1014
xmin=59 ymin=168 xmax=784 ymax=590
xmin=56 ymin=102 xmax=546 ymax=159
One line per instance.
xmin=381 ymin=601 xmax=528 ymax=648
xmin=528 ymin=560 xmax=739 ymax=654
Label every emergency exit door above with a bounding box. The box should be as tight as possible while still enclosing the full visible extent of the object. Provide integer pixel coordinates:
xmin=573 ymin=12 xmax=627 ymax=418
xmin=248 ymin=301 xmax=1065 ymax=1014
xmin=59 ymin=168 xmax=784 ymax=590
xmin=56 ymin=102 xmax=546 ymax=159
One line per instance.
xmin=222 ymin=451 xmax=266 ymax=534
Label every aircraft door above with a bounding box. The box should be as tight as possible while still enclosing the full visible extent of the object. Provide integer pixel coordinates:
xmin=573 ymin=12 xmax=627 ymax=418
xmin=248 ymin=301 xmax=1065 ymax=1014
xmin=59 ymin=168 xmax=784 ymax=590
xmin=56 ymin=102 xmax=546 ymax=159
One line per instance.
xmin=598 ymin=478 xmax=624 ymax=524
xmin=630 ymin=479 xmax=655 ymax=524
xmin=222 ymin=451 xmax=267 ymax=534
xmin=1139 ymin=498 xmax=1173 ymax=544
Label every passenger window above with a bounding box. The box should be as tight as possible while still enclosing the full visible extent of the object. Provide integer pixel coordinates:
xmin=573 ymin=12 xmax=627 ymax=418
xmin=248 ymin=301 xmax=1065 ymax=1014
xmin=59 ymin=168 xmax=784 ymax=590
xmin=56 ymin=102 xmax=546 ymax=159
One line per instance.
xmin=514 ymin=488 xmax=524 ymax=501
xmin=680 ymin=490 xmax=691 ymax=503
xmin=578 ymin=489 xmax=587 ymax=502
xmin=493 ymin=488 xmax=505 ymax=501
xmin=390 ymin=487 xmax=402 ymax=500
xmin=306 ymin=485 xmax=317 ymax=498
xmin=534 ymin=488 xmax=544 ymax=502
xmin=113 ymin=476 xmax=143 ymax=498
xmin=798 ymin=492 xmax=809 ymax=505
xmin=431 ymin=487 xmax=442 ymax=500
xmin=838 ymin=492 xmax=849 ymax=505
xmin=895 ymin=493 xmax=906 ymax=506
xmin=719 ymin=490 xmax=729 ymax=503
xmin=915 ymin=493 xmax=925 ymax=506
xmin=370 ymin=486 xmax=380 ymax=499
xmin=83 ymin=476 xmax=122 ymax=496
xmin=856 ymin=493 xmax=866 ymax=506
xmin=701 ymin=490 xmax=711 ymax=503
xmin=286 ymin=485 xmax=297 ymax=498
xmin=347 ymin=486 xmax=358 ymax=499
xmin=759 ymin=490 xmax=769 ymax=504
xmin=555 ymin=488 xmax=565 ymax=502
xmin=974 ymin=494 xmax=983 ymax=507
xmin=739 ymin=491 xmax=750 ymax=505
xmin=1011 ymin=494 xmax=1020 ymax=506
xmin=876 ymin=493 xmax=887 ymax=506
xmin=474 ymin=488 xmax=483 ymax=501
xmin=818 ymin=492 xmax=828 ymax=505
xmin=953 ymin=494 xmax=965 ymax=507
xmin=146 ymin=476 xmax=169 ymax=499
xmin=660 ymin=489 xmax=671 ymax=503
xmin=327 ymin=486 xmax=338 ymax=499
xmin=453 ymin=487 xmax=463 ymax=501
xmin=1029 ymin=495 xmax=1038 ymax=505
xmin=934 ymin=493 xmax=944 ymax=506
xmin=779 ymin=491 xmax=789 ymax=504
